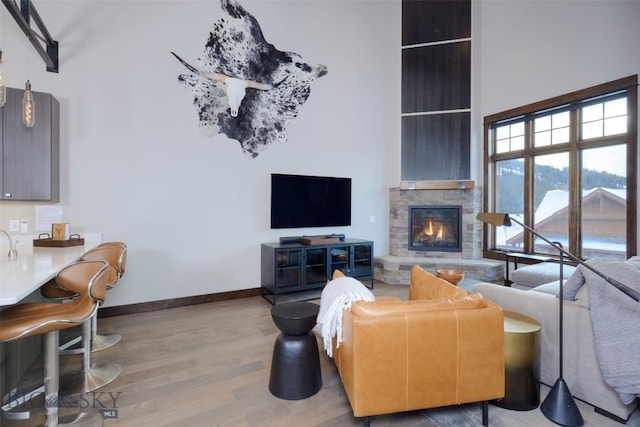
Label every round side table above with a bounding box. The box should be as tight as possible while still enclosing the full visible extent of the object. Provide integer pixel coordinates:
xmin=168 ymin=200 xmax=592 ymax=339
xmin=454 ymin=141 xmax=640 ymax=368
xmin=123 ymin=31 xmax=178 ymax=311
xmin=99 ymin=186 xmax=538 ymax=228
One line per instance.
xmin=492 ymin=310 xmax=541 ymax=411
xmin=268 ymin=301 xmax=322 ymax=400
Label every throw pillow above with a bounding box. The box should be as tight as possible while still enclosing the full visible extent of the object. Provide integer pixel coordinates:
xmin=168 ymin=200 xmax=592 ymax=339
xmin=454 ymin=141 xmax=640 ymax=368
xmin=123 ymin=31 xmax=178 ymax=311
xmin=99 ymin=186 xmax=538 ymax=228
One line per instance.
xmin=409 ymin=265 xmax=467 ymax=300
xmin=561 ymin=259 xmax=640 ymax=301
xmin=560 ymin=267 xmax=585 ymax=300
xmin=332 ymin=269 xmax=346 ymax=279
xmin=325 ymin=269 xmax=346 ymax=286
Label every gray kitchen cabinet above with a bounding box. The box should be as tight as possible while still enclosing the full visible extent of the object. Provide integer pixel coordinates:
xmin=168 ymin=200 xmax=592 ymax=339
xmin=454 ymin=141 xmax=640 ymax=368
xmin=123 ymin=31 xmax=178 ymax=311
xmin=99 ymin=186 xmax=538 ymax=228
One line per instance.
xmin=1 ymin=87 xmax=60 ymax=201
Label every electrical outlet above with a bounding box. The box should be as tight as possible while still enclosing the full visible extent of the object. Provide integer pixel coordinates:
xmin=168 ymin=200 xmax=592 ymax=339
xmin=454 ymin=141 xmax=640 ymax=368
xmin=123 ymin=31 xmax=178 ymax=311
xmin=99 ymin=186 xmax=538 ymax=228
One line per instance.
xmin=9 ymin=219 xmax=20 ymax=232
xmin=21 ymin=219 xmax=28 ymax=233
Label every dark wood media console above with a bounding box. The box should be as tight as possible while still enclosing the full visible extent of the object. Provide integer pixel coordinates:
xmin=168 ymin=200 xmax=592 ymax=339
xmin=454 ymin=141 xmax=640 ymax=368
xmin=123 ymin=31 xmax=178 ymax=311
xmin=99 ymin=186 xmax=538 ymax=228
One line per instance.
xmin=261 ymin=238 xmax=374 ymax=305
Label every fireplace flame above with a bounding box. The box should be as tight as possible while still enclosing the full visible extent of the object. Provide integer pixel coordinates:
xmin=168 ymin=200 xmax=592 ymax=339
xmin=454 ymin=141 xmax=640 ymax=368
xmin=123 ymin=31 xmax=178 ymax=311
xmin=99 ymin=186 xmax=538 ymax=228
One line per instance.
xmin=424 ymin=218 xmax=434 ymax=236
xmin=421 ymin=218 xmax=446 ymax=241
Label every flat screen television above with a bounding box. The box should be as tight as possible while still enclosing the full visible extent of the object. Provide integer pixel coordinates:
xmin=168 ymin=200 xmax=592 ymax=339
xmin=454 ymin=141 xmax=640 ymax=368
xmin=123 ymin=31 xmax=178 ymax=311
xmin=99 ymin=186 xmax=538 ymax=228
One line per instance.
xmin=271 ymin=173 xmax=352 ymax=229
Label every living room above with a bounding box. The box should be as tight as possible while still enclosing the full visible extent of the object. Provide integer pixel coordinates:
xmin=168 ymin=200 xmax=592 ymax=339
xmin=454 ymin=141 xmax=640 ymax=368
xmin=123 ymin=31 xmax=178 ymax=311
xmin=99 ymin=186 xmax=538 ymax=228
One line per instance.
xmin=0 ymin=0 xmax=637 ymax=308
xmin=1 ymin=0 xmax=639 ymax=424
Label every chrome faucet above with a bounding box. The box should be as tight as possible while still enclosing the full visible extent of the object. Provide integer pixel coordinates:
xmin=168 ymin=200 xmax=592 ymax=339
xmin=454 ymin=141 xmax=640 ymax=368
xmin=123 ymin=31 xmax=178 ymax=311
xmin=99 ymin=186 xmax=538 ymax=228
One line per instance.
xmin=0 ymin=229 xmax=18 ymax=260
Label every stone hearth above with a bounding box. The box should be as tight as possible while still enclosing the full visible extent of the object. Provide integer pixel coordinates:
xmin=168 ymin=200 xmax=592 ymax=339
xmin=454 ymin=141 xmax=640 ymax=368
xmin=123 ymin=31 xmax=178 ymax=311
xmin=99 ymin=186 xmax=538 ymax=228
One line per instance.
xmin=374 ymin=183 xmax=503 ymax=285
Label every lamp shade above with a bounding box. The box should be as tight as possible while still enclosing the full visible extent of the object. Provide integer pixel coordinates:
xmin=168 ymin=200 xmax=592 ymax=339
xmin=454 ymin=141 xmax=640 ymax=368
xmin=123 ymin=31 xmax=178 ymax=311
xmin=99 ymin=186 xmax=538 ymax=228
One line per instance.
xmin=476 ymin=213 xmax=511 ymax=227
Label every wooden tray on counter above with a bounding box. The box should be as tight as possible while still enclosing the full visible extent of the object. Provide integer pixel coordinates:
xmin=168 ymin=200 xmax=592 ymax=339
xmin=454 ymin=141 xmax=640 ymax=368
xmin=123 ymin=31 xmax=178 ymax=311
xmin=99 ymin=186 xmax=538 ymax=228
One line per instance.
xmin=33 ymin=237 xmax=85 ymax=247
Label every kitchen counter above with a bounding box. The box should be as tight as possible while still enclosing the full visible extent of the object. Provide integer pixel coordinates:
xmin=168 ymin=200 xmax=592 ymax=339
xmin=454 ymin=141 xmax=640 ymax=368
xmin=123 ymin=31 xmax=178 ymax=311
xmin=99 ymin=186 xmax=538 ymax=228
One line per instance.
xmin=0 ymin=233 xmax=102 ymax=306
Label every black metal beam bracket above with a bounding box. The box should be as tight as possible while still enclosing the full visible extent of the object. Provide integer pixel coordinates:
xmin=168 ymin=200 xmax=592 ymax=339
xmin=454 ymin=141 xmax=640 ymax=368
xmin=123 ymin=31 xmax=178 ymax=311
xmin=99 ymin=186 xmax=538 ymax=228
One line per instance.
xmin=2 ymin=0 xmax=59 ymax=73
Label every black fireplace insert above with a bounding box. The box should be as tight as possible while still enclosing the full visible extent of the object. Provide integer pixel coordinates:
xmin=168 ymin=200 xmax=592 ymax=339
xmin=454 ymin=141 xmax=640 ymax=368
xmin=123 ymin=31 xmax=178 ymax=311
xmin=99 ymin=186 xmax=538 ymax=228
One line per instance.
xmin=408 ymin=205 xmax=462 ymax=252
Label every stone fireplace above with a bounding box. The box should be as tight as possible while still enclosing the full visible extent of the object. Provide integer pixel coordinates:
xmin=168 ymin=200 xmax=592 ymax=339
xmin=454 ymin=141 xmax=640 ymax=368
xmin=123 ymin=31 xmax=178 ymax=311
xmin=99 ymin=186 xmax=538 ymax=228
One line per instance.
xmin=390 ymin=183 xmax=480 ymax=259
xmin=374 ymin=182 xmax=503 ymax=284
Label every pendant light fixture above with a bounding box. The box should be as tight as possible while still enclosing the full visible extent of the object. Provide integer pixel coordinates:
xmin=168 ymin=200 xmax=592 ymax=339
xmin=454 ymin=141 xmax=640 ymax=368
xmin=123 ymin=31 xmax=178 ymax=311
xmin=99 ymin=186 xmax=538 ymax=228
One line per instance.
xmin=22 ymin=80 xmax=35 ymax=128
xmin=0 ymin=50 xmax=6 ymax=107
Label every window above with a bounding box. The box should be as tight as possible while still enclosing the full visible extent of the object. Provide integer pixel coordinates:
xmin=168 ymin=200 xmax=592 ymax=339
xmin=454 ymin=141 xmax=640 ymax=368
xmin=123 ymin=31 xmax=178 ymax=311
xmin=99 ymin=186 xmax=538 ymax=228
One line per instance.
xmin=482 ymin=76 xmax=637 ymax=261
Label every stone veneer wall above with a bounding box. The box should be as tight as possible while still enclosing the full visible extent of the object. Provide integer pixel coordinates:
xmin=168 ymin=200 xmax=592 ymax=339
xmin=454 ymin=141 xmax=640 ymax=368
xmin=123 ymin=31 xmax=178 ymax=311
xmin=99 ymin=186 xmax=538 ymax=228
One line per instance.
xmin=375 ymin=185 xmax=504 ymax=285
xmin=389 ymin=186 xmax=483 ymax=259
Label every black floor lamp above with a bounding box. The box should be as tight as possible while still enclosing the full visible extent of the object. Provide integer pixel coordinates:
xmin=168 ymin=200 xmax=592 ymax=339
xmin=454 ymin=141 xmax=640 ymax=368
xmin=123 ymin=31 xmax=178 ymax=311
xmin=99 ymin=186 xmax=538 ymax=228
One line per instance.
xmin=477 ymin=213 xmax=640 ymax=427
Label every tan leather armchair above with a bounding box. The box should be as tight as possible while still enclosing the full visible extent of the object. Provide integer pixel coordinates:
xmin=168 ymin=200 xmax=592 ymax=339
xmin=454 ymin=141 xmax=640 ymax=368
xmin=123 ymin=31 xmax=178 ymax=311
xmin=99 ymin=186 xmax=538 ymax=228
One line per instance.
xmin=331 ymin=266 xmax=505 ymax=426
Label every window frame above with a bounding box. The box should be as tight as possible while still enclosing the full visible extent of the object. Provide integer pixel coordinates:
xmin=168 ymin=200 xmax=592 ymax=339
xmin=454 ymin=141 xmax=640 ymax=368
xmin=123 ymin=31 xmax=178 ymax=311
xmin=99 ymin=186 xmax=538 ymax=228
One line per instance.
xmin=482 ymin=75 xmax=637 ymax=261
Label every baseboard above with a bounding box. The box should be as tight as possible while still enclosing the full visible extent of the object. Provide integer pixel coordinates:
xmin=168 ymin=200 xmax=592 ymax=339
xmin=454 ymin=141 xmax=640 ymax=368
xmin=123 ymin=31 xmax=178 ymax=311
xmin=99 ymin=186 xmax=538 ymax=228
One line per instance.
xmin=98 ymin=288 xmax=262 ymax=318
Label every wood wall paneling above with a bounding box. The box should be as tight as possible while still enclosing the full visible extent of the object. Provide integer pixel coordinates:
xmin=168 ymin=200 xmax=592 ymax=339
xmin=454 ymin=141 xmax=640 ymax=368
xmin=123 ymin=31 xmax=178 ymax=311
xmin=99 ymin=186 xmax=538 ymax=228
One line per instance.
xmin=401 ymin=113 xmax=470 ymax=181
xmin=401 ymin=0 xmax=471 ymax=182
xmin=402 ymin=0 xmax=471 ymax=45
xmin=402 ymin=42 xmax=471 ymax=113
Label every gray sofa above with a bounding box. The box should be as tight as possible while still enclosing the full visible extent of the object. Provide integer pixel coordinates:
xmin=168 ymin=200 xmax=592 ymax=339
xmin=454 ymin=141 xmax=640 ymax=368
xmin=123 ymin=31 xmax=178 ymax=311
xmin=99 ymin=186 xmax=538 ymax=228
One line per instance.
xmin=474 ymin=270 xmax=639 ymax=422
xmin=510 ymin=262 xmax=576 ymax=289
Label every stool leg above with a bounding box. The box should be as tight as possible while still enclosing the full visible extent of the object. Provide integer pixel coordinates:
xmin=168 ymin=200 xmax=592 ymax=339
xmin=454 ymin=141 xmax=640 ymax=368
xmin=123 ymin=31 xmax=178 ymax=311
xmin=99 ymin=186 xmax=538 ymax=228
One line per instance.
xmin=44 ymin=331 xmax=60 ymax=425
xmin=59 ymin=312 xmax=120 ymax=354
xmin=45 ymin=331 xmax=106 ymax=427
xmin=1 ymin=381 xmax=45 ymax=419
xmin=90 ymin=312 xmax=121 ymax=352
xmin=59 ymin=319 xmax=122 ymax=396
xmin=59 ymin=335 xmax=84 ymax=355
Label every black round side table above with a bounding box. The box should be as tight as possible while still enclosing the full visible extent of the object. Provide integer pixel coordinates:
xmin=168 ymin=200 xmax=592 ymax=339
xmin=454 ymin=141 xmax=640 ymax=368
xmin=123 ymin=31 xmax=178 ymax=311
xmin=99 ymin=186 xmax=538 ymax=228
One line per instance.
xmin=268 ymin=301 xmax=322 ymax=400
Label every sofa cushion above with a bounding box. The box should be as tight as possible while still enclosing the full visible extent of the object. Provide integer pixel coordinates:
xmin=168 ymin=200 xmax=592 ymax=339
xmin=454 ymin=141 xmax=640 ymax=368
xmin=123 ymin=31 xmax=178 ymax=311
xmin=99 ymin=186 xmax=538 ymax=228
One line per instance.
xmin=534 ymin=279 xmax=591 ymax=309
xmin=511 ymin=262 xmax=576 ymax=288
xmin=351 ymin=293 xmax=486 ymax=317
xmin=626 ymin=256 xmax=640 ymax=270
xmin=532 ymin=280 xmax=562 ymax=295
xmin=409 ymin=265 xmax=467 ymax=300
xmin=560 ymin=259 xmax=640 ymax=305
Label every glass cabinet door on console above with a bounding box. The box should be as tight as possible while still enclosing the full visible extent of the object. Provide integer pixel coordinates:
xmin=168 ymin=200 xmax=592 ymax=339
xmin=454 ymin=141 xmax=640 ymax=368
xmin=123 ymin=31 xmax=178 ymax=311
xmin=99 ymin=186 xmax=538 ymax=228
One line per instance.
xmin=303 ymin=247 xmax=328 ymax=286
xmin=275 ymin=249 xmax=302 ymax=291
xmin=329 ymin=243 xmax=373 ymax=286
xmin=352 ymin=244 xmax=373 ymax=278
xmin=330 ymin=245 xmax=352 ymax=275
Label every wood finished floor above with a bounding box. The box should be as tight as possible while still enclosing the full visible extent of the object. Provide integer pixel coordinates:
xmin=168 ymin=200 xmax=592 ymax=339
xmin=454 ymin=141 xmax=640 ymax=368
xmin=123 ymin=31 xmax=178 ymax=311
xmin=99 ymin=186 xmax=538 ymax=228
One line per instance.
xmin=3 ymin=282 xmax=639 ymax=427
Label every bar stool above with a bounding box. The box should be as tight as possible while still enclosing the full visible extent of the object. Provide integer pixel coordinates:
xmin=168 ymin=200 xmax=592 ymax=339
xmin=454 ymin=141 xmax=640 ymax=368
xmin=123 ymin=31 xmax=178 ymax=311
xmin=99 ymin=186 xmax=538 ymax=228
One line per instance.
xmin=39 ymin=247 xmax=124 ymax=397
xmin=80 ymin=245 xmax=127 ymax=351
xmin=57 ymin=248 xmax=124 ymax=396
xmin=97 ymin=241 xmax=127 ymax=250
xmin=0 ymin=260 xmax=110 ymax=426
xmin=41 ymin=244 xmax=127 ymax=352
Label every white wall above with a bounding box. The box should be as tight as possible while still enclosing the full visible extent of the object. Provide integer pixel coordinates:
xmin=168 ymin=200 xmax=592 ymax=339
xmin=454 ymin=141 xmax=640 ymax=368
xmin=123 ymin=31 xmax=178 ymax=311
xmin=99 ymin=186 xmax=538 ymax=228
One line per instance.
xmin=478 ymin=0 xmax=640 ymax=115
xmin=1 ymin=0 xmax=400 ymax=306
xmin=474 ymin=0 xmax=640 ymax=249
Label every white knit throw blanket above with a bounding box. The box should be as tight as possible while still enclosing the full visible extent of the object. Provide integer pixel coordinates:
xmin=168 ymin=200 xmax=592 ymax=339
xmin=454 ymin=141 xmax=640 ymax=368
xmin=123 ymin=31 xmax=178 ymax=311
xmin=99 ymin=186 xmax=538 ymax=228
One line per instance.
xmin=316 ymin=277 xmax=375 ymax=357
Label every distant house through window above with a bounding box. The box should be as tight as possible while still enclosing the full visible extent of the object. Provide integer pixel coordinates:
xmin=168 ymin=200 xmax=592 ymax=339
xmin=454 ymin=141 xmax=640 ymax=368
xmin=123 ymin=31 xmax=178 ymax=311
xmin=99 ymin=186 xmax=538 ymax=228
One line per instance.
xmin=482 ymin=76 xmax=638 ymax=261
